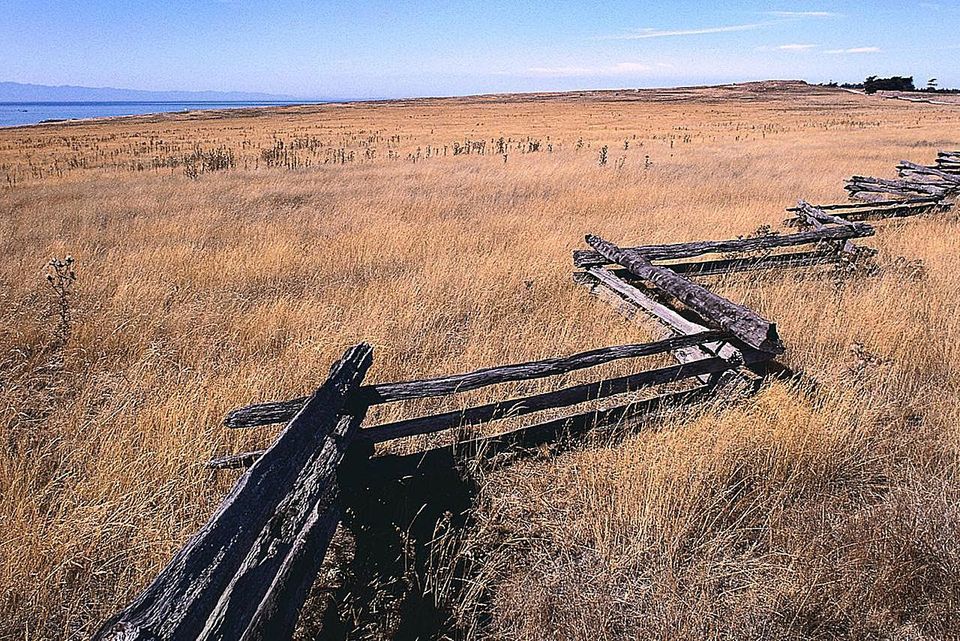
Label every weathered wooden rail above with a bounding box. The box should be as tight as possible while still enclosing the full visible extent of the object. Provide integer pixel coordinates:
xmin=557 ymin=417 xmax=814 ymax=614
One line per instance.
xmin=214 ymin=329 xmax=734 ymax=470
xmin=95 ymin=344 xmax=375 ymax=641
xmin=95 ymin=329 xmax=751 ymax=639
xmin=935 ymin=151 xmax=960 ymax=173
xmin=572 ymin=223 xmax=873 ymax=269
xmin=570 ymin=206 xmax=880 ymax=394
xmin=94 ymin=150 xmax=959 ymax=640
xmin=784 ymin=196 xmax=949 ymax=225
xmin=846 ymin=150 xmax=960 ymax=201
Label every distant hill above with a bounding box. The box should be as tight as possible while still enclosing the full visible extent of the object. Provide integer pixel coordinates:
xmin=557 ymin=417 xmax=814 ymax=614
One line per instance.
xmin=0 ymin=81 xmax=297 ymax=102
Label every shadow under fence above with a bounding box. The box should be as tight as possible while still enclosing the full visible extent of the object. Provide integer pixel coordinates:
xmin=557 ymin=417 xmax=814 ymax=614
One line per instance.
xmin=309 ymin=445 xmax=483 ymax=640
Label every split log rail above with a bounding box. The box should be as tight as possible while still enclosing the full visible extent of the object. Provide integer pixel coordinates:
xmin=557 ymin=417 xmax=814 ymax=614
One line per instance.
xmin=846 ymin=150 xmax=960 ymax=201
xmin=783 ymin=196 xmax=948 ymax=225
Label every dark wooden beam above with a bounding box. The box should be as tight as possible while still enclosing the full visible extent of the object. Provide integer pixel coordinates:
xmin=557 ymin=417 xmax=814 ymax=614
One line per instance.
xmin=358 ymin=355 xmax=733 ymax=444
xmin=357 ymin=330 xmax=725 ymax=404
xmin=572 ymin=223 xmax=874 ymax=268
xmin=213 ymin=357 xmax=733 ymax=467
xmin=208 ymin=450 xmax=266 ymax=469
xmin=95 ymin=344 xmax=374 ymax=641
xmin=224 ymin=331 xmax=727 ymax=429
xmin=210 ymin=386 xmax=714 ymax=473
xmin=585 ymin=234 xmax=784 ymax=354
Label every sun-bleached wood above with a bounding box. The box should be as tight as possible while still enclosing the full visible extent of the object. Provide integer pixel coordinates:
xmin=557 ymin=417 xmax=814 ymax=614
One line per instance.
xmin=784 ymin=199 xmax=947 ymax=225
xmin=224 ymin=331 xmax=724 ymax=428
xmin=665 ymin=249 xmax=841 ymax=275
xmin=786 ymin=196 xmax=942 ymax=211
xmin=94 ymin=343 xmax=374 ymax=641
xmin=572 ymin=268 xmax=720 ymax=382
xmin=585 ymin=234 xmax=784 ymax=354
xmin=793 ymin=200 xmax=859 ymax=255
xmin=571 ymin=269 xmax=767 ymax=388
xmin=572 ymin=223 xmax=874 ymax=268
xmin=578 ymin=267 xmax=752 ymax=362
xmin=845 ymin=175 xmax=948 ymax=197
xmin=897 ymin=160 xmax=960 ymax=185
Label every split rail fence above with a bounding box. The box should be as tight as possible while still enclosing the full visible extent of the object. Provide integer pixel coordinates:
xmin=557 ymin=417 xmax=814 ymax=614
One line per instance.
xmin=94 ymin=151 xmax=958 ymax=640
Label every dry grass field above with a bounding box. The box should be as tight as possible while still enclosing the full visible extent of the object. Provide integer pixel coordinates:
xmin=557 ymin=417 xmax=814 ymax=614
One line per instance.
xmin=2 ymin=80 xmax=960 ymax=639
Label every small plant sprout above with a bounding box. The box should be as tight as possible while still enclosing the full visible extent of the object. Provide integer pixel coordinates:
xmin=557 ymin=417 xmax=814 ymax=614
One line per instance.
xmin=598 ymin=145 xmax=608 ymax=166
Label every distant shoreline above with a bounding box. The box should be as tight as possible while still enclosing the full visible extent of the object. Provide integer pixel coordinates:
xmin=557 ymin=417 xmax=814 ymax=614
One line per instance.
xmin=0 ymin=100 xmax=330 ymax=128
xmin=0 ymin=100 xmax=313 ymax=106
xmin=6 ymin=81 xmax=957 ymax=130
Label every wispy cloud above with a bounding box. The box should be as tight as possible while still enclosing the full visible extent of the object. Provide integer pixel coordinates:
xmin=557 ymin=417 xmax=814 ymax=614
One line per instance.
xmin=776 ymin=43 xmax=818 ymax=51
xmin=766 ymin=11 xmax=841 ymax=18
xmin=527 ymin=62 xmax=673 ymax=77
xmin=755 ymin=43 xmax=818 ymax=52
xmin=826 ymin=46 xmax=881 ymax=54
xmin=605 ymin=9 xmax=838 ymax=41
xmin=605 ymin=22 xmax=773 ymax=40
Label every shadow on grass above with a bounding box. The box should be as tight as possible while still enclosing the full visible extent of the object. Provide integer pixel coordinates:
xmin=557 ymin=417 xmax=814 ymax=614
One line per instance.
xmin=308 ymin=385 xmax=729 ymax=639
xmin=313 ymin=445 xmax=483 ymax=640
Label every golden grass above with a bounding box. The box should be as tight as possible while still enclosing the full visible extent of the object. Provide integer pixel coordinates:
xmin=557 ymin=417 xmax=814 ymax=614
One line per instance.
xmin=2 ymin=81 xmax=960 ymax=639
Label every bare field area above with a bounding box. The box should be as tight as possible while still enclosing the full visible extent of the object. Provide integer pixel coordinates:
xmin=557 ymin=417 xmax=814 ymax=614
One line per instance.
xmin=3 ymin=81 xmax=960 ymax=639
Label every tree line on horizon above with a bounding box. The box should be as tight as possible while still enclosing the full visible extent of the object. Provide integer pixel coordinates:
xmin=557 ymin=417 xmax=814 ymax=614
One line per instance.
xmin=822 ymin=75 xmax=958 ymax=94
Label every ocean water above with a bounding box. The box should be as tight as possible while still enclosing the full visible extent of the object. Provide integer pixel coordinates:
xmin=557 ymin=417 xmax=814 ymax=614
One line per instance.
xmin=0 ymin=101 xmax=312 ymax=128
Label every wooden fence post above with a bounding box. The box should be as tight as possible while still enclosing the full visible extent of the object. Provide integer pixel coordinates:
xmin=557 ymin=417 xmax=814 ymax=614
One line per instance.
xmin=93 ymin=343 xmax=374 ymax=641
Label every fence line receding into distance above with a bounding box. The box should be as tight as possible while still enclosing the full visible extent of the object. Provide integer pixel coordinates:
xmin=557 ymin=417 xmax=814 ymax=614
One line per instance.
xmin=94 ymin=151 xmax=958 ymax=641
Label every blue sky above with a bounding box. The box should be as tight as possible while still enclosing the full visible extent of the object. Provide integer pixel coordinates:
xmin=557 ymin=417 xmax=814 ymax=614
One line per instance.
xmin=1 ymin=0 xmax=957 ymax=99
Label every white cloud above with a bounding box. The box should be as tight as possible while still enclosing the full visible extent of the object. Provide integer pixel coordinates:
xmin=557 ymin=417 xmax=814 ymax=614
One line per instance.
xmin=606 ymin=22 xmax=772 ymax=40
xmin=766 ymin=11 xmax=841 ymax=18
xmin=755 ymin=43 xmax=818 ymax=52
xmin=826 ymin=47 xmax=881 ymax=54
xmin=604 ymin=10 xmax=839 ymax=41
